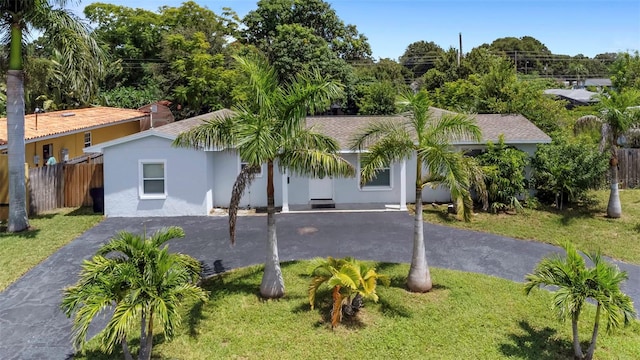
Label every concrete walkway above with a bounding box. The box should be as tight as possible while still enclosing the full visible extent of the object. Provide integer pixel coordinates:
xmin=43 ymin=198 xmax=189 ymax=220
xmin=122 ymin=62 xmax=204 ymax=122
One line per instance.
xmin=0 ymin=212 xmax=638 ymax=359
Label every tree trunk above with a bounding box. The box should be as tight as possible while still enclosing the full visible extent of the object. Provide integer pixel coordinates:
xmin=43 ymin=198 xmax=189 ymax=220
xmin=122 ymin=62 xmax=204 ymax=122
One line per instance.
xmin=572 ymin=314 xmax=584 ymax=360
xmin=584 ymin=304 xmax=601 ymax=360
xmin=260 ymin=160 xmax=285 ymax=298
xmin=138 ymin=309 xmax=152 ymax=360
xmin=122 ymin=340 xmax=134 ymax=360
xmin=407 ymin=159 xmax=432 ymax=292
xmin=606 ymin=161 xmax=621 ymax=218
xmin=7 ymin=22 xmax=29 ymax=232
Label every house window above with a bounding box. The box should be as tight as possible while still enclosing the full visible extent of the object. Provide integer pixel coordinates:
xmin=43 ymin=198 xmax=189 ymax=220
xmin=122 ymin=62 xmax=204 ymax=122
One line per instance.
xmin=139 ymin=160 xmax=166 ymax=199
xmin=240 ymin=158 xmax=263 ymax=177
xmin=360 ymin=156 xmax=392 ymax=189
xmin=84 ymin=132 xmax=92 ymax=148
xmin=43 ymin=143 xmax=53 ymax=162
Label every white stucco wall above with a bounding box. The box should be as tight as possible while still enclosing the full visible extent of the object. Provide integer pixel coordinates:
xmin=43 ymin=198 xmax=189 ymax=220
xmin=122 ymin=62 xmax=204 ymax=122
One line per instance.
xmin=103 ymin=136 xmax=212 ymax=217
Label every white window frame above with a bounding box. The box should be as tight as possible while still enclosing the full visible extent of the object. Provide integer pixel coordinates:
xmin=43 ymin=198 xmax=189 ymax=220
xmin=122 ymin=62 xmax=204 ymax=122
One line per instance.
xmin=358 ymin=154 xmax=393 ymax=191
xmin=139 ymin=160 xmax=167 ymax=199
xmin=84 ymin=132 xmax=92 ymax=148
xmin=239 ymin=157 xmax=263 ymax=177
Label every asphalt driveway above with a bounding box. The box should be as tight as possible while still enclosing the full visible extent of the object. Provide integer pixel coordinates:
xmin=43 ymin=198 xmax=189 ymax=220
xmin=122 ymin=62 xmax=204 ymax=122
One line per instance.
xmin=1 ymin=211 xmax=638 ymax=359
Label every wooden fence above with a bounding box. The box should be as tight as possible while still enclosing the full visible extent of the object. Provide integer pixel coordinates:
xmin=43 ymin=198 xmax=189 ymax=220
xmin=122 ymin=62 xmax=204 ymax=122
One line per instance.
xmin=27 ymin=163 xmax=103 ymax=215
xmin=618 ymin=148 xmax=640 ymax=189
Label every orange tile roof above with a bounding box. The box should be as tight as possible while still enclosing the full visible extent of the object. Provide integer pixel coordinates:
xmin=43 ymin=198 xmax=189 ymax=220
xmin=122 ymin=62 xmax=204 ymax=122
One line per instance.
xmin=0 ymin=107 xmax=148 ymax=145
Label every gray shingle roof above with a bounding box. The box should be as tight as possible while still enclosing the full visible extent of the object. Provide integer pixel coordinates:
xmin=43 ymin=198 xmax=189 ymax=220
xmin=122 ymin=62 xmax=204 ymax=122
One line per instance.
xmin=151 ymin=107 xmax=551 ymax=149
xmin=544 ymin=89 xmax=598 ymax=103
xmin=308 ymin=109 xmax=551 ymax=148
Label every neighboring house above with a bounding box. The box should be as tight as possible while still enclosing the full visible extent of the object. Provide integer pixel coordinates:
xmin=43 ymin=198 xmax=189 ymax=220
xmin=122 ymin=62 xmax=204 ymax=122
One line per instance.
xmin=138 ymin=101 xmax=175 ymax=130
xmin=543 ymin=88 xmax=599 ymax=108
xmin=85 ymin=109 xmax=551 ymax=217
xmin=584 ymin=78 xmax=612 ymax=91
xmin=0 ymin=107 xmax=148 ymax=168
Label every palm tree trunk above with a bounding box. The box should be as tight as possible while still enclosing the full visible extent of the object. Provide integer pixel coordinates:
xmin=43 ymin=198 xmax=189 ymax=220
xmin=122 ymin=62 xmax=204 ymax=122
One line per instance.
xmin=260 ymin=160 xmax=285 ymax=298
xmin=122 ymin=340 xmax=134 ymax=360
xmin=572 ymin=314 xmax=584 ymax=360
xmin=7 ymin=23 xmax=29 ymax=233
xmin=584 ymin=304 xmax=601 ymax=360
xmin=407 ymin=159 xmax=432 ymax=292
xmin=138 ymin=309 xmax=151 ymax=360
xmin=606 ymin=157 xmax=621 ymax=218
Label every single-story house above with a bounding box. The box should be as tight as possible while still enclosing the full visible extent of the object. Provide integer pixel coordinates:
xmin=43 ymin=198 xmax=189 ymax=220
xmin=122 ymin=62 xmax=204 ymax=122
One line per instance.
xmin=85 ymin=108 xmax=551 ymax=217
xmin=0 ymin=107 xmax=148 ymax=168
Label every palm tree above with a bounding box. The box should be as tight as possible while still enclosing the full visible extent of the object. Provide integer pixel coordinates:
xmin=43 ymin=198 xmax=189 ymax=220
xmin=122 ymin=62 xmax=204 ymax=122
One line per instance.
xmin=2 ymin=0 xmax=105 ymax=232
xmin=173 ymin=54 xmax=354 ymax=299
xmin=351 ymin=90 xmax=481 ymax=292
xmin=307 ymin=256 xmax=389 ymax=328
xmin=525 ymin=242 xmax=636 ymax=360
xmin=575 ymin=89 xmax=640 ymax=218
xmin=61 ymin=226 xmax=207 ymax=360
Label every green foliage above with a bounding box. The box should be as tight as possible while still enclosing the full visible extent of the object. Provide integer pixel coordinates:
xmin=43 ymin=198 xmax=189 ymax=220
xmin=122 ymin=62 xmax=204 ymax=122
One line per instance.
xmin=307 ymin=256 xmax=389 ymax=328
xmin=525 ymin=242 xmax=636 ymax=360
xmin=610 ymin=51 xmax=640 ymax=90
xmin=531 ymin=138 xmax=608 ymax=207
xmin=399 ymin=40 xmax=444 ymax=78
xmin=356 ymin=80 xmax=398 ymax=115
xmin=61 ymin=226 xmax=208 ymax=359
xmin=477 ymin=136 xmax=528 ymax=213
xmin=98 ymin=86 xmax=163 ymax=109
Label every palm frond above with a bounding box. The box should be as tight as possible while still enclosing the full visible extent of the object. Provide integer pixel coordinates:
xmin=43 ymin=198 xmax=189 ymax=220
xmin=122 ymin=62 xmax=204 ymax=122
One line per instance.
xmin=233 ymin=54 xmax=279 ymax=112
xmin=425 ymin=113 xmax=482 ymax=145
xmin=172 ymin=112 xmax=238 ymax=150
xmin=228 ymin=164 xmax=261 ymax=245
xmin=349 ymin=119 xmax=412 ymax=152
xmin=149 ymin=226 xmax=185 ymax=248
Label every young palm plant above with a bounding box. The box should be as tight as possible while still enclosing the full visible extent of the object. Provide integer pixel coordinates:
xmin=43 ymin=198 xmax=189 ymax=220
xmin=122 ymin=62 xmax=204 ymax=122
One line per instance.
xmin=524 ymin=242 xmax=636 ymax=360
xmin=173 ymin=54 xmax=354 ymax=299
xmin=308 ymin=256 xmax=389 ymax=328
xmin=2 ymin=0 xmax=105 ymax=232
xmin=61 ymin=227 xmax=208 ymax=360
xmin=574 ymin=89 xmax=640 ymax=218
xmin=351 ymin=90 xmax=481 ymax=292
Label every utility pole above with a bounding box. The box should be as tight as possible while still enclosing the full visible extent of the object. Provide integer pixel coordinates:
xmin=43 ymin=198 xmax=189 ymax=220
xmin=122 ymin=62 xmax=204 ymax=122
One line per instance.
xmin=457 ymin=32 xmax=462 ymax=66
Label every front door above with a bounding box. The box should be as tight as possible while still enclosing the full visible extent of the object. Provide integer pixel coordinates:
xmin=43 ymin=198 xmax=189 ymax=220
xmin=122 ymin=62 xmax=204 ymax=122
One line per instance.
xmin=309 ymin=176 xmax=333 ymax=200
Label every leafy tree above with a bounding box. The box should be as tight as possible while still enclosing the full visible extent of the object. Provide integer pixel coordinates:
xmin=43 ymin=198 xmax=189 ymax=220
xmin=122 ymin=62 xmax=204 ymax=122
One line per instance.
xmin=61 ymin=227 xmax=208 ymax=360
xmin=575 ymin=89 xmax=640 ymax=218
xmin=173 ymin=55 xmax=353 ymax=298
xmin=356 ymin=80 xmax=397 ymax=115
xmin=2 ymin=0 xmax=104 ymax=232
xmin=308 ymin=256 xmax=389 ymax=328
xmin=399 ymin=40 xmax=444 ymax=78
xmin=477 ymin=136 xmax=528 ymax=213
xmin=531 ymin=138 xmax=608 ymax=208
xmin=610 ymin=51 xmax=640 ymax=90
xmin=351 ymin=90 xmax=481 ymax=292
xmin=525 ymin=242 xmax=636 ymax=360
xmin=98 ymin=86 xmax=163 ymax=109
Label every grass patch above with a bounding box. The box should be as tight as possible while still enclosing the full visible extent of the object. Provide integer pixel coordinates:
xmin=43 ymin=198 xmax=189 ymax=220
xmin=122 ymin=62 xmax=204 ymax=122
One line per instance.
xmin=75 ymin=261 xmax=640 ymax=359
xmin=421 ymin=189 xmax=640 ymax=264
xmin=0 ymin=207 xmax=103 ymax=291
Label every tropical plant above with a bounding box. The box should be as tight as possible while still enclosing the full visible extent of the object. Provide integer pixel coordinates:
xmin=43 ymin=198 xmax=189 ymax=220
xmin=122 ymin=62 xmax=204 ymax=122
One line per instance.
xmin=173 ymin=54 xmax=353 ymax=298
xmin=524 ymin=242 xmax=636 ymax=360
xmin=2 ymin=0 xmax=104 ymax=232
xmin=477 ymin=136 xmax=529 ymax=213
xmin=61 ymin=227 xmax=208 ymax=360
xmin=308 ymin=256 xmax=389 ymax=328
xmin=574 ymin=89 xmax=640 ymax=218
xmin=531 ymin=138 xmax=608 ymax=208
xmin=351 ymin=90 xmax=481 ymax=292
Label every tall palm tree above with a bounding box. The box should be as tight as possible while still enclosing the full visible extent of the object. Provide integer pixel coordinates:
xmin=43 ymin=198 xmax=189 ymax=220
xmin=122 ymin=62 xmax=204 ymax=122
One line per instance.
xmin=61 ymin=226 xmax=208 ymax=360
xmin=525 ymin=242 xmax=636 ymax=360
xmin=575 ymin=89 xmax=640 ymax=218
xmin=173 ymin=54 xmax=354 ymax=299
xmin=351 ymin=90 xmax=481 ymax=292
xmin=2 ymin=0 xmax=104 ymax=232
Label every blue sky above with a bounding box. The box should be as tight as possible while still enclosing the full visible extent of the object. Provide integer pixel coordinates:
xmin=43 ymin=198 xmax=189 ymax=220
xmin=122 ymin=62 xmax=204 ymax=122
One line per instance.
xmin=75 ymin=0 xmax=640 ymax=60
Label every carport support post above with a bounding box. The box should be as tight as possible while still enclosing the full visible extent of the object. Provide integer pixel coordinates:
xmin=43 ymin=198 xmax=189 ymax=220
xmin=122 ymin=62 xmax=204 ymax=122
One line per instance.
xmin=400 ymin=159 xmax=407 ymax=211
xmin=281 ymin=170 xmax=289 ymax=213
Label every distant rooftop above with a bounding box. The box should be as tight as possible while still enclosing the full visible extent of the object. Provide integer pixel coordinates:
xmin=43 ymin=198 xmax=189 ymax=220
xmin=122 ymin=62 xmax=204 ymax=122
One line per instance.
xmin=544 ymin=89 xmax=598 ymax=104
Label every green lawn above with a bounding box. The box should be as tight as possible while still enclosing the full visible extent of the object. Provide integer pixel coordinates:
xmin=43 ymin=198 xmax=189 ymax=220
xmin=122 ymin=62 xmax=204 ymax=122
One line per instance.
xmin=421 ymin=189 xmax=640 ymax=264
xmin=0 ymin=207 xmax=103 ymax=291
xmin=75 ymin=261 xmax=640 ymax=360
